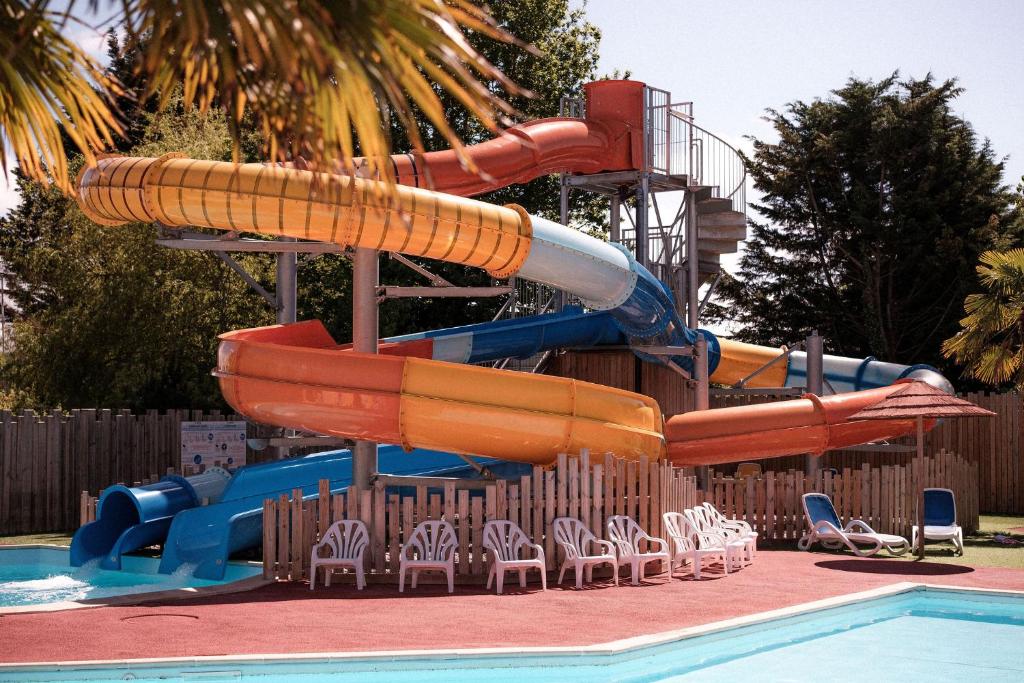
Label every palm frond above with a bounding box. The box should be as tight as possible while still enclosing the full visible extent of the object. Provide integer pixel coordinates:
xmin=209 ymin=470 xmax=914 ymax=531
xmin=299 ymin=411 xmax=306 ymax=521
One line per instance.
xmin=0 ymin=0 xmax=120 ymax=192
xmin=123 ymin=0 xmax=532 ymax=185
xmin=944 ymin=249 xmax=1024 ymax=389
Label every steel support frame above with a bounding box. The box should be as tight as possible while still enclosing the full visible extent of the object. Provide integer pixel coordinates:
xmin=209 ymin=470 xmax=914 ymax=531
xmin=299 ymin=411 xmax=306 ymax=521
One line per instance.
xmin=804 ymin=331 xmax=824 ymax=476
xmin=352 ymin=248 xmax=379 ymax=487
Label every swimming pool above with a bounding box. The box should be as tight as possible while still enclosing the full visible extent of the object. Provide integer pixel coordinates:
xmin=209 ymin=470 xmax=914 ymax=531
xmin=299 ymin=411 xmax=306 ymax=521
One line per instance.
xmin=3 ymin=586 xmax=1022 ymax=681
xmin=0 ymin=546 xmax=262 ymax=609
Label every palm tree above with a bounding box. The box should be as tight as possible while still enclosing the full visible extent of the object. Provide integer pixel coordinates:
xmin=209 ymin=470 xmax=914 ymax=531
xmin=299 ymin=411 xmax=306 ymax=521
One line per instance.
xmin=1 ymin=0 xmax=528 ymax=193
xmin=943 ymin=249 xmax=1024 ymax=388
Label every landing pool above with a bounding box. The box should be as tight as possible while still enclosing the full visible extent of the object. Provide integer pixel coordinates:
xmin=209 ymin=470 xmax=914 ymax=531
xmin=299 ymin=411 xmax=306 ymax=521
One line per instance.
xmin=0 ymin=546 xmax=262 ymax=609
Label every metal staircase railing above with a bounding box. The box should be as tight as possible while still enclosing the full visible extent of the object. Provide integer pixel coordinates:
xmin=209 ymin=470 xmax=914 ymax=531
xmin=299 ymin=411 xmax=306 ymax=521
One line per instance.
xmin=485 ymin=85 xmax=747 ymax=373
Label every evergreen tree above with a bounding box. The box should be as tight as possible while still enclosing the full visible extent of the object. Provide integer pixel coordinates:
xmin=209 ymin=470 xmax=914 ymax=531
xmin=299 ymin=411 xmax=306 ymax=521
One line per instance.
xmin=712 ymin=74 xmax=1023 ymax=376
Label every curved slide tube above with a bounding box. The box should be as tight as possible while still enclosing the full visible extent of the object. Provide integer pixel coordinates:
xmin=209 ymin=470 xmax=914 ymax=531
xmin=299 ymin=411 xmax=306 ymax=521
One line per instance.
xmin=349 ymin=79 xmax=645 ymax=197
xmin=70 ymin=468 xmax=231 ymax=569
xmin=159 ymin=446 xmax=509 ymax=580
xmin=665 ymin=383 xmax=935 ymax=466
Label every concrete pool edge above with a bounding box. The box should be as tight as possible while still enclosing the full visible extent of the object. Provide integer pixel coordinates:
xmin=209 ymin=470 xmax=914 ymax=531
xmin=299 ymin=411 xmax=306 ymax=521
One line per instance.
xmin=3 ymin=582 xmax=1022 ymax=673
xmin=0 ymin=544 xmax=270 ymax=616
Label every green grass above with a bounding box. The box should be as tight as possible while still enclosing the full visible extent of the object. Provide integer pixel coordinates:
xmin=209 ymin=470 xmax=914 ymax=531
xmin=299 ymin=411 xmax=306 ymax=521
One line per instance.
xmin=905 ymin=514 xmax=1024 ymax=569
xmin=0 ymin=532 xmax=73 ymax=546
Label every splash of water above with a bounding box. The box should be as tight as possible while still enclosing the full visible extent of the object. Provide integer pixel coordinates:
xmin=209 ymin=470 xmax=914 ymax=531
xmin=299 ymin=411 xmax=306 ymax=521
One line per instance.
xmin=72 ymin=557 xmax=104 ymax=579
xmin=171 ymin=562 xmax=199 ymax=580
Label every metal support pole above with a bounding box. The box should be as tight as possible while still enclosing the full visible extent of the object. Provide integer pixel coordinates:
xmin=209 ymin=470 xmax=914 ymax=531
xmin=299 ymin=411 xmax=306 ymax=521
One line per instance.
xmin=352 ymin=248 xmax=379 ymax=487
xmin=805 ymin=330 xmax=824 ymax=476
xmin=635 ymin=176 xmax=650 ymax=268
xmin=610 ymin=194 xmax=621 ymax=243
xmin=276 ymin=241 xmax=297 ymax=325
xmin=916 ymin=416 xmax=926 ymax=560
xmin=685 ymin=190 xmax=700 ymax=329
xmin=694 ymin=335 xmax=710 ymax=488
xmin=272 ymin=243 xmax=298 ymax=459
xmin=554 ymin=176 xmax=570 ymax=310
xmin=693 ymin=336 xmax=710 ymax=411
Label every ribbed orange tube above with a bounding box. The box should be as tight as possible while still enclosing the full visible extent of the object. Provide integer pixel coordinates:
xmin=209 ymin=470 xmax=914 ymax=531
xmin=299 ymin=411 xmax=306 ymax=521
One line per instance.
xmin=76 ymin=154 xmax=532 ymax=278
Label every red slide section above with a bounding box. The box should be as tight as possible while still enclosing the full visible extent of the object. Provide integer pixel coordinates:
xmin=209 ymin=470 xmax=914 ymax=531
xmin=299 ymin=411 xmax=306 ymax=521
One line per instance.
xmin=380 ymin=80 xmax=646 ymax=196
xmin=665 ymin=383 xmax=933 ymax=466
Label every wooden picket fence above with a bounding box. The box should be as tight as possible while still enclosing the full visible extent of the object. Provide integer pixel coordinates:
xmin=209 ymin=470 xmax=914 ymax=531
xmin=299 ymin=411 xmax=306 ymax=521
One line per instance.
xmin=0 ymin=408 xmax=282 ymax=535
xmin=552 ymin=350 xmax=1024 ymax=515
xmin=706 ymin=449 xmax=978 ymax=540
xmin=262 ymin=451 xmax=698 ymax=583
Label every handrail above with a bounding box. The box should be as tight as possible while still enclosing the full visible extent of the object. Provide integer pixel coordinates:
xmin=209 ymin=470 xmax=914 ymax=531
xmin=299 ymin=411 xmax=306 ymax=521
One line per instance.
xmin=665 ymin=108 xmax=747 ymax=216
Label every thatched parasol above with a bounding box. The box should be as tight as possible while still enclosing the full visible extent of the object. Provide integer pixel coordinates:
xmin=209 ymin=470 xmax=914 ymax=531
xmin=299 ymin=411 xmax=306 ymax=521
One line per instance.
xmin=849 ymin=380 xmax=995 ymax=559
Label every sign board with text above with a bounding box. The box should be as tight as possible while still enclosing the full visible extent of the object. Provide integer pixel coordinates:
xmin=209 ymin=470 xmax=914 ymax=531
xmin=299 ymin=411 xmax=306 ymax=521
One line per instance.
xmin=181 ymin=421 xmax=247 ymax=469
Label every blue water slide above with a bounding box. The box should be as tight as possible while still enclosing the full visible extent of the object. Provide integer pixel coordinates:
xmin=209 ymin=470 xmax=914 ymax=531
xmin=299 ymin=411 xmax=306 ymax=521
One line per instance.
xmin=784 ymin=351 xmax=954 ymax=394
xmin=70 ymin=468 xmax=231 ymax=569
xmin=158 ymin=445 xmax=512 ymax=580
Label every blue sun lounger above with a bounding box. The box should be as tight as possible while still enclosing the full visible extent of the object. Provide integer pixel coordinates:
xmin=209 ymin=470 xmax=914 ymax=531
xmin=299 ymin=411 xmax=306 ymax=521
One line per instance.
xmin=912 ymin=488 xmax=964 ymax=555
xmin=797 ymin=493 xmax=909 ymax=557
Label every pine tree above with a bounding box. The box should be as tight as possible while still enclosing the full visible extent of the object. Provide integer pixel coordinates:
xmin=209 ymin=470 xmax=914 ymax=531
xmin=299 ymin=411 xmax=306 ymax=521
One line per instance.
xmin=712 ymin=74 xmax=1024 ymax=375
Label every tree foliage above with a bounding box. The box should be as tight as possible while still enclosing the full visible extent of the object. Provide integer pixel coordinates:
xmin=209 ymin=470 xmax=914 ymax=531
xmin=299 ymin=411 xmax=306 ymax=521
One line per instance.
xmin=942 ymin=249 xmax=1024 ymax=389
xmin=300 ymin=0 xmax=606 ymax=342
xmin=711 ymin=74 xmax=1024 ymax=376
xmin=0 ymin=41 xmax=275 ymax=410
xmin=0 ymin=1 xmax=610 ymax=408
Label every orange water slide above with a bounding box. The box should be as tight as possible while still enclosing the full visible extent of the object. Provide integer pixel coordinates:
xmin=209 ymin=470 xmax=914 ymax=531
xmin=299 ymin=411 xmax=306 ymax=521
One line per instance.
xmin=216 ymin=321 xmax=665 ymax=465
xmin=74 ymin=77 xmax=935 ymax=467
xmin=363 ymin=79 xmax=645 ymax=196
xmin=665 ymin=383 xmax=931 ymax=466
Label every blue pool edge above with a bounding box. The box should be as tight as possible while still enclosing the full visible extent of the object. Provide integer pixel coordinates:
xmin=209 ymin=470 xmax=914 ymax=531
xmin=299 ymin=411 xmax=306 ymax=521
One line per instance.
xmin=0 ymin=544 xmax=270 ymax=616
xmin=2 ymin=582 xmax=1022 ymax=675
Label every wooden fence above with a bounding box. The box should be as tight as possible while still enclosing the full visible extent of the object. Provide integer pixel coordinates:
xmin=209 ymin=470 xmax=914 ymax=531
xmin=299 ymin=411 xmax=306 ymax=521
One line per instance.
xmin=551 ymin=350 xmax=1023 ymax=515
xmin=706 ymin=449 xmax=978 ymax=540
xmin=0 ymin=408 xmax=279 ymax=535
xmin=262 ymin=452 xmax=698 ymax=583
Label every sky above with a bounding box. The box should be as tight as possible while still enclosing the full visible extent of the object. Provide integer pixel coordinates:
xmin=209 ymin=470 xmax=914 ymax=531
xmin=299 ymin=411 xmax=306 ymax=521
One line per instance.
xmin=583 ymin=0 xmax=1023 ymax=183
xmin=2 ymin=0 xmax=1022 ymax=223
xmin=578 ymin=0 xmax=1024 ymax=274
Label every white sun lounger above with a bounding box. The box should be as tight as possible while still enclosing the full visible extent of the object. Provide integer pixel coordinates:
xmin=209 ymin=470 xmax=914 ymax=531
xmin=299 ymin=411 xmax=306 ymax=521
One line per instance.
xmin=797 ymin=492 xmax=909 ymax=557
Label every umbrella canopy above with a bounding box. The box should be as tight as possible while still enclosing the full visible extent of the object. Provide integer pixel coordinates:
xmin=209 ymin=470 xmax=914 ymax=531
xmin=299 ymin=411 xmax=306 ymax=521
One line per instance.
xmin=847 ymin=379 xmax=993 ymax=560
xmin=848 ymin=380 xmax=996 ymax=420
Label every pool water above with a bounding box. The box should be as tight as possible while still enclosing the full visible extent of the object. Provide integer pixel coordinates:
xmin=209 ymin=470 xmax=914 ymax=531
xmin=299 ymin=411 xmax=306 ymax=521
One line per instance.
xmin=2 ymin=587 xmax=1022 ymax=681
xmin=0 ymin=547 xmax=261 ymax=608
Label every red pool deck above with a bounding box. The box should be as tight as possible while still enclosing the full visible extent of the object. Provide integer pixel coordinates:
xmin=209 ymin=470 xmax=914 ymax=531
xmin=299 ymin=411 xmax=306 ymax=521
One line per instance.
xmin=4 ymin=550 xmax=1023 ymax=664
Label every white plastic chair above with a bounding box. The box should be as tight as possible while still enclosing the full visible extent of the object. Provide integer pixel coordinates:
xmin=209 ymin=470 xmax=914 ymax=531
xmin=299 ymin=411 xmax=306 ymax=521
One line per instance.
xmin=399 ymin=520 xmax=458 ymax=593
xmin=663 ymin=511 xmax=733 ymax=580
xmin=605 ymin=515 xmax=671 ymax=585
xmin=701 ymin=502 xmax=758 ymax=563
xmin=552 ymin=517 xmax=618 ymax=589
xmin=309 ymin=519 xmax=369 ymax=590
xmin=483 ymin=520 xmax=546 ymax=594
xmin=691 ymin=505 xmax=751 ymax=567
xmin=912 ymin=488 xmax=964 ymax=555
